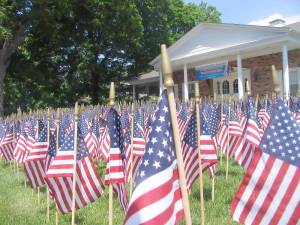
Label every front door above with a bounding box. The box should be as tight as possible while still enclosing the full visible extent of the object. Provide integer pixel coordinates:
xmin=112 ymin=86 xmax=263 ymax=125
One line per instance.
xmin=213 ymin=68 xmax=251 ymax=97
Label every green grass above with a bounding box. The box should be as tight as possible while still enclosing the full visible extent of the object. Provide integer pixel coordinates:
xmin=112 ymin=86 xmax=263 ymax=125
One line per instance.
xmin=0 ymin=158 xmax=244 ymax=225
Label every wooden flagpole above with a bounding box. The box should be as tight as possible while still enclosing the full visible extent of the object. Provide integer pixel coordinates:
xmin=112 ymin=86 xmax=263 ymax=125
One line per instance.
xmin=55 ymin=108 xmax=60 ymax=225
xmin=71 ymin=103 xmax=79 ymax=225
xmin=36 ymin=117 xmax=40 ymax=206
xmin=220 ymin=94 xmax=223 ymax=165
xmin=129 ymin=102 xmax=135 ymax=197
xmin=161 ymin=44 xmax=192 ymax=225
xmin=46 ymin=108 xmax=50 ymax=222
xmin=195 ymin=82 xmax=205 ymax=225
xmin=108 ymin=82 xmax=115 ymax=225
xmin=226 ymin=96 xmax=231 ymax=181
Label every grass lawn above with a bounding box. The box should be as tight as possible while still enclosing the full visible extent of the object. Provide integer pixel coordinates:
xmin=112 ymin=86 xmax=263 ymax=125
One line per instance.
xmin=0 ymin=158 xmax=244 ymax=225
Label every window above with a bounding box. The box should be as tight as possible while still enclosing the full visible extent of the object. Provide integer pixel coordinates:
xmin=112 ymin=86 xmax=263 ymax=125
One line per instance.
xmin=233 ymin=79 xmax=238 ymax=93
xmin=289 ymin=70 xmax=300 ymax=96
xmin=188 ymin=82 xmax=195 ymax=98
xmin=222 ymin=80 xmax=230 ymax=94
xmin=245 ymin=78 xmax=248 ymax=92
xmin=217 ymin=81 xmax=221 ymax=94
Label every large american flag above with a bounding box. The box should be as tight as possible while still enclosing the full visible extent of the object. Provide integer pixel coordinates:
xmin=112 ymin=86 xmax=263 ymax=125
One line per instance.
xmin=45 ymin=124 xmax=104 ymax=213
xmin=24 ymin=120 xmax=48 ymax=189
xmin=231 ymin=98 xmax=300 ymax=225
xmin=124 ymin=90 xmax=184 ymax=225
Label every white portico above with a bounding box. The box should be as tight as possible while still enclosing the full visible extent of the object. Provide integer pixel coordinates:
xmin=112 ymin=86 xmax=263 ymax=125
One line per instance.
xmin=131 ymin=22 xmax=300 ymax=100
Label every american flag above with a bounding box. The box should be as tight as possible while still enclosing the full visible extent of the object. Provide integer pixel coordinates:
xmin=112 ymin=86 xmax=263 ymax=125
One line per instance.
xmin=104 ymin=107 xmax=128 ymax=211
xmin=246 ymin=96 xmax=263 ymax=148
xmin=132 ymin=110 xmax=146 ymax=156
xmin=177 ymin=103 xmax=189 ymax=140
xmin=78 ymin=114 xmax=98 ymax=156
xmin=120 ymin=109 xmax=133 ymax=182
xmin=233 ymin=129 xmax=255 ymax=169
xmin=104 ymin=107 xmax=125 ymax=184
xmin=45 ymin=124 xmax=104 ymax=213
xmin=124 ymin=90 xmax=184 ymax=225
xmin=0 ymin=123 xmax=15 ymax=161
xmin=229 ymin=108 xmax=243 ymax=136
xmin=231 ymin=98 xmax=300 ymax=225
xmin=24 ymin=119 xmax=48 ymax=189
xmin=13 ymin=123 xmax=29 ymax=163
xmin=45 ymin=129 xmax=56 ymax=171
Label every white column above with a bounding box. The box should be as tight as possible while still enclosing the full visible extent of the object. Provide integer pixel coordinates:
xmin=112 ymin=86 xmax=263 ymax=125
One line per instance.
xmin=237 ymin=53 xmax=244 ymax=100
xmin=145 ymin=85 xmax=150 ymax=96
xmin=282 ymin=43 xmax=290 ymax=99
xmin=132 ymin=85 xmax=136 ymax=101
xmin=183 ymin=64 xmax=189 ymax=101
xmin=159 ymin=67 xmax=163 ymax=95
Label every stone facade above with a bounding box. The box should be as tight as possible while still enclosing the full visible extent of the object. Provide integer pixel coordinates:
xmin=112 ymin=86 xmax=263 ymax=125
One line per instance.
xmin=172 ymin=48 xmax=300 ymax=97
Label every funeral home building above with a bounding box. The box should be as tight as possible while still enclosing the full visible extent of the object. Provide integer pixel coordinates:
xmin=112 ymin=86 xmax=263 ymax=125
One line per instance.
xmin=130 ymin=20 xmax=300 ymax=100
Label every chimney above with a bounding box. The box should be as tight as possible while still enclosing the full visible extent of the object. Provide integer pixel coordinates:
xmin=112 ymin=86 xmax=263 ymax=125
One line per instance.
xmin=269 ymin=18 xmax=286 ymax=27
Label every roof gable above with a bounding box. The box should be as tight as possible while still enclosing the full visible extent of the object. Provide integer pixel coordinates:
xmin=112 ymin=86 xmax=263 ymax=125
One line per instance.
xmin=150 ymin=23 xmax=292 ymax=67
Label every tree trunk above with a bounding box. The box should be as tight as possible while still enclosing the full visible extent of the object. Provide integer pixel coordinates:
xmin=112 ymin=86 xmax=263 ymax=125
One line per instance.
xmin=0 ymin=64 xmax=5 ymax=116
xmin=0 ymin=26 xmax=26 ymax=116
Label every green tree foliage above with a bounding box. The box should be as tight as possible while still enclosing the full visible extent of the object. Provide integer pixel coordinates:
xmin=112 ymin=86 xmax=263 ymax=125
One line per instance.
xmin=1 ymin=0 xmax=221 ymax=115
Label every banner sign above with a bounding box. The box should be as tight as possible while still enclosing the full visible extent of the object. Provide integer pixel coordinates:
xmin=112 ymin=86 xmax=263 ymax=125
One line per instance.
xmin=195 ymin=61 xmax=228 ymax=80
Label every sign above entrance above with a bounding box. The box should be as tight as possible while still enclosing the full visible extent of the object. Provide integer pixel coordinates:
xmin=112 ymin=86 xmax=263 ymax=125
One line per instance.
xmin=195 ymin=61 xmax=229 ymax=80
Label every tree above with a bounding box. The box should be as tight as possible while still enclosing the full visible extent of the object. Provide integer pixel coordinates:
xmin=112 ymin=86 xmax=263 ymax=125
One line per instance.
xmin=2 ymin=0 xmax=221 ymax=115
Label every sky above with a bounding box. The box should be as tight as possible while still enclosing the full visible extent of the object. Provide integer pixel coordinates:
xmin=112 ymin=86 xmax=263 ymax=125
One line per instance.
xmin=185 ymin=0 xmax=300 ymax=25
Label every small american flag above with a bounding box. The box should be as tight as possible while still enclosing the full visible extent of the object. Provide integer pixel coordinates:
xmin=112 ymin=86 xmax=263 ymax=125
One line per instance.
xmin=177 ymin=103 xmax=189 ymax=140
xmin=124 ymin=90 xmax=184 ymax=225
xmin=231 ymin=98 xmax=300 ymax=224
xmin=45 ymin=124 xmax=104 ymax=213
xmin=246 ymin=96 xmax=263 ymax=148
xmin=105 ymin=108 xmax=125 ymax=184
xmin=104 ymin=107 xmax=128 ymax=211
xmin=13 ymin=123 xmax=28 ymax=163
xmin=132 ymin=110 xmax=146 ymax=156
xmin=0 ymin=123 xmax=15 ymax=161
xmin=24 ymin=119 xmax=48 ymax=189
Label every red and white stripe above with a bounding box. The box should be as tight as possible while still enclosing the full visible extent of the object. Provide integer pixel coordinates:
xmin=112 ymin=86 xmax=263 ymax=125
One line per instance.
xmin=105 ymin=147 xmax=125 ymax=184
xmin=246 ymin=119 xmax=263 ymax=148
xmin=231 ymin=150 xmax=300 ymax=225
xmin=124 ymin=161 xmax=184 ymax=225
xmin=99 ymin=127 xmax=109 ymax=161
xmin=13 ymin=134 xmax=28 ymax=163
xmin=229 ymin=120 xmax=243 ymax=136
xmin=132 ymin=137 xmax=146 ymax=156
xmin=45 ymin=151 xmax=105 ymax=213
xmin=24 ymin=141 xmax=48 ymax=188
xmin=0 ymin=134 xmax=15 ymax=161
xmin=233 ymin=135 xmax=255 ymax=169
xmin=182 ymin=135 xmax=218 ymax=190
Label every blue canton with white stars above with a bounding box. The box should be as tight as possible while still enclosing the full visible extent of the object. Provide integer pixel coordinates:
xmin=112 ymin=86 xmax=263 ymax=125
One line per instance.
xmin=201 ymin=103 xmax=220 ymax=137
xmin=38 ymin=120 xmax=47 ymax=142
xmin=247 ymin=96 xmax=262 ymax=128
xmin=134 ymin=110 xmax=144 ymax=139
xmin=48 ymin=132 xmax=57 ymax=157
xmin=259 ymin=98 xmax=300 ymax=167
xmin=183 ymin=112 xmax=197 ymax=147
xmin=135 ymin=90 xmax=176 ymax=186
xmin=107 ymin=108 xmax=125 ymax=159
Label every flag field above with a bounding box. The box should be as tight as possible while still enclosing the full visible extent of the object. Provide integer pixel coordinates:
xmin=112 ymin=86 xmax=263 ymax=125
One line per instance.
xmin=0 ymin=157 xmax=243 ymax=225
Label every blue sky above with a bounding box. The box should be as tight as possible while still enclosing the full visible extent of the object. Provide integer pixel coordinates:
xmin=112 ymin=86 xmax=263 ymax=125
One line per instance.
xmin=185 ymin=0 xmax=300 ymax=25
